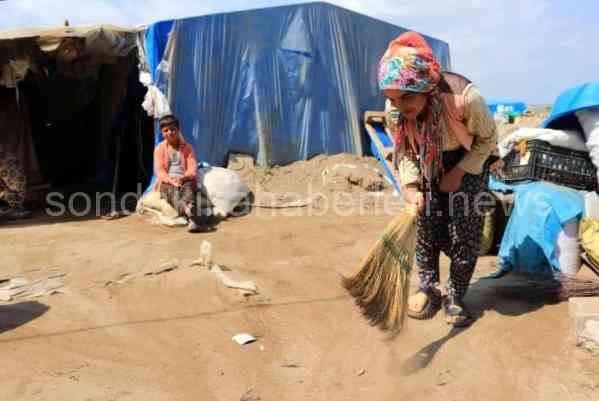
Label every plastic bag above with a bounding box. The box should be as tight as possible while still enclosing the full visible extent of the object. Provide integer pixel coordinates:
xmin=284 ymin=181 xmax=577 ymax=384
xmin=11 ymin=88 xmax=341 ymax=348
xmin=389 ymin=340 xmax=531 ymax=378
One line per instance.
xmin=197 ymin=167 xmax=250 ymax=217
xmin=554 ymin=219 xmax=581 ymax=278
xmin=141 ymin=85 xmax=171 ymax=118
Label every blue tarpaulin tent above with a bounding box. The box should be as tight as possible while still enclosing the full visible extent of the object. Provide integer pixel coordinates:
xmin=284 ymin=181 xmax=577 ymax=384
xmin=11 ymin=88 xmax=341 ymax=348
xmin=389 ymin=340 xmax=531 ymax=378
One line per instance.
xmin=486 ymin=99 xmax=527 ymax=115
xmin=144 ymin=20 xmax=174 ymax=84
xmin=142 ymin=2 xmax=451 ymax=168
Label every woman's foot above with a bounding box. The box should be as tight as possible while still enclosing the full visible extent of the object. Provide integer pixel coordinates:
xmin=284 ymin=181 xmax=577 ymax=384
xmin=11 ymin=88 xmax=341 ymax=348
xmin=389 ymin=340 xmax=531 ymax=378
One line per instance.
xmin=407 ymin=287 xmax=442 ymax=320
xmin=444 ymin=296 xmax=473 ymax=327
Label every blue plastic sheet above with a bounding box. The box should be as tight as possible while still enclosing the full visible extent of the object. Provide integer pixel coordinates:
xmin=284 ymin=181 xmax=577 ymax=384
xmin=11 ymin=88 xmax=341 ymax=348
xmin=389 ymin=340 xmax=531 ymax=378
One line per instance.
xmin=144 ymin=20 xmax=174 ymax=82
xmin=144 ymin=2 xmax=450 ymax=168
xmin=542 ymin=81 xmax=599 ymax=129
xmin=492 ymin=180 xmax=584 ymax=276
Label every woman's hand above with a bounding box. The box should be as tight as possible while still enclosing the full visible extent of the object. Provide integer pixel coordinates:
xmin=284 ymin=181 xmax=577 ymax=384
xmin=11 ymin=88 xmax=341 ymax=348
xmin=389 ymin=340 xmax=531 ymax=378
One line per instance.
xmin=439 ymin=167 xmax=465 ymax=193
xmin=489 ymin=159 xmax=505 ymax=177
xmin=403 ymin=185 xmax=424 ymax=213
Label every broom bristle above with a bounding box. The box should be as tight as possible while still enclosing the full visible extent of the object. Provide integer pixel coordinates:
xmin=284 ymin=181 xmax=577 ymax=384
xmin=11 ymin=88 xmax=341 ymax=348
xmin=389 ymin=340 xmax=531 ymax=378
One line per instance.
xmin=494 ymin=276 xmax=599 ymax=302
xmin=342 ymin=210 xmax=418 ymax=334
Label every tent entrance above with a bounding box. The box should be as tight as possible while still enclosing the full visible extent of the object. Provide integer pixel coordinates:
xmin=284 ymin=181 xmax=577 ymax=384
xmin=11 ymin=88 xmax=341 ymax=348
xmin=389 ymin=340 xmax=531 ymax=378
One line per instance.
xmin=1 ymin=54 xmax=154 ymax=217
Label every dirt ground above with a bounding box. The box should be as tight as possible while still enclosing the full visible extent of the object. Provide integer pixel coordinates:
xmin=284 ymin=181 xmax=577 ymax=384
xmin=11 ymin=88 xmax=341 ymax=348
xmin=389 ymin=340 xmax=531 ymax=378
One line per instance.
xmin=2 ymin=147 xmax=599 ymax=401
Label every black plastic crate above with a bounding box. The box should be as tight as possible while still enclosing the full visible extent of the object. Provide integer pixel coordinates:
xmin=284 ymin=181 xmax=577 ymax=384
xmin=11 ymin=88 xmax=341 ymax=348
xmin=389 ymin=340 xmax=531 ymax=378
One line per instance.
xmin=502 ymin=139 xmax=597 ymax=190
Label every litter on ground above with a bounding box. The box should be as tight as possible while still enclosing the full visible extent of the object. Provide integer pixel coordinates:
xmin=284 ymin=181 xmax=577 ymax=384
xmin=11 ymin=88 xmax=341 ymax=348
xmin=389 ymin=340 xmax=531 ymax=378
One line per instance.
xmin=232 ymin=333 xmax=257 ymax=345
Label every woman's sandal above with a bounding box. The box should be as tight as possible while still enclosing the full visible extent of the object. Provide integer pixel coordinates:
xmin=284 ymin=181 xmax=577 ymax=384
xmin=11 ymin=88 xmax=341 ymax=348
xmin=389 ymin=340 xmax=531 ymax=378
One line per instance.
xmin=444 ymin=296 xmax=473 ymax=327
xmin=407 ymin=287 xmax=442 ymax=320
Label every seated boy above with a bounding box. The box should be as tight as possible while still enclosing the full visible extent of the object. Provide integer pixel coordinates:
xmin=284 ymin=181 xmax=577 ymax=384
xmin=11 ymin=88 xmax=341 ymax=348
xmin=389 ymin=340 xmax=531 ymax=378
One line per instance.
xmin=153 ymin=115 xmax=212 ymax=232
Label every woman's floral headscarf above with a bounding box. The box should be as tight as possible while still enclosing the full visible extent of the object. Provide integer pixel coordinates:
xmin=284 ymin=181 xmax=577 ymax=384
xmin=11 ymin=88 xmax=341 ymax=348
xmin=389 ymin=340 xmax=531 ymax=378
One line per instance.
xmin=378 ymin=31 xmax=441 ymax=92
xmin=378 ymin=31 xmax=444 ymax=185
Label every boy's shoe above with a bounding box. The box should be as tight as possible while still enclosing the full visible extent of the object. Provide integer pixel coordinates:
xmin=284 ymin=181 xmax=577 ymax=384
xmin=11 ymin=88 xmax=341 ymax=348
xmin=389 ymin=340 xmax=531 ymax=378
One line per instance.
xmin=187 ymin=221 xmax=215 ymax=233
xmin=187 ymin=220 xmax=201 ymax=233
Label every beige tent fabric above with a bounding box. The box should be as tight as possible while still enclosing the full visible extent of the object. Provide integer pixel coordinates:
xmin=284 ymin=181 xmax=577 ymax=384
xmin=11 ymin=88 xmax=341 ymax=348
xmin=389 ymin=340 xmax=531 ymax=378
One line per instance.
xmin=0 ymin=25 xmax=139 ymax=68
xmin=0 ymin=24 xmax=138 ymax=42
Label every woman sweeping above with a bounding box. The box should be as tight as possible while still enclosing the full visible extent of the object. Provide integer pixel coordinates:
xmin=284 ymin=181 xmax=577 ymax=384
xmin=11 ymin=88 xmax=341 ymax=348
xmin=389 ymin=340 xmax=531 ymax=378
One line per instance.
xmin=379 ymin=32 xmax=497 ymax=327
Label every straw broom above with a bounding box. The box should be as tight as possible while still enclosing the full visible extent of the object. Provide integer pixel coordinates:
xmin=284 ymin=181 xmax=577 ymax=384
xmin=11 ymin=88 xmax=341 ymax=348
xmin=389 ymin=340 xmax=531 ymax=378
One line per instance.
xmin=342 ymin=204 xmax=418 ymax=334
xmin=494 ymin=276 xmax=599 ymax=303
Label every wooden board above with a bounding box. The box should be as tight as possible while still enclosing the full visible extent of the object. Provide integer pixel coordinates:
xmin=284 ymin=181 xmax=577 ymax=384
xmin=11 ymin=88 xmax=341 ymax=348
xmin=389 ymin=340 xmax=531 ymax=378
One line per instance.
xmin=363 ymin=111 xmax=402 ymax=193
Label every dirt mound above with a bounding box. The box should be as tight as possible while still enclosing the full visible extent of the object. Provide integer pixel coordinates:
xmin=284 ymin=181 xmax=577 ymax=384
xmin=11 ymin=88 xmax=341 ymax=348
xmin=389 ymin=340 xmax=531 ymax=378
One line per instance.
xmin=233 ymin=153 xmax=390 ymax=196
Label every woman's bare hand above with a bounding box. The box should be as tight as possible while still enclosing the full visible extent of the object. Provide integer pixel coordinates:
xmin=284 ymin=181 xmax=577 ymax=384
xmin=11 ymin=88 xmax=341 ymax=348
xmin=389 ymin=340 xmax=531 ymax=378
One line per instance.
xmin=490 ymin=159 xmax=505 ymax=177
xmin=403 ymin=185 xmax=424 ymax=212
xmin=439 ymin=167 xmax=465 ymax=193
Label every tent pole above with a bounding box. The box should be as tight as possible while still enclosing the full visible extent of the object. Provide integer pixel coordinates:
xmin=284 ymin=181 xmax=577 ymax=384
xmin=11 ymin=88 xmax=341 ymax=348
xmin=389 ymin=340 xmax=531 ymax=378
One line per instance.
xmin=112 ymin=134 xmax=122 ymax=201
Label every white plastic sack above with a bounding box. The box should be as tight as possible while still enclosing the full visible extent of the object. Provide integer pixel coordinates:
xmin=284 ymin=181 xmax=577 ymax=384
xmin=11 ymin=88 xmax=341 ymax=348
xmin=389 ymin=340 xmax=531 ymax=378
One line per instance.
xmin=498 ymin=127 xmax=587 ymax=158
xmin=576 ymin=107 xmax=599 ymax=183
xmin=197 ymin=167 xmax=250 ymax=217
xmin=554 ymin=219 xmax=581 ymax=278
xmin=142 ymin=85 xmax=171 ymax=119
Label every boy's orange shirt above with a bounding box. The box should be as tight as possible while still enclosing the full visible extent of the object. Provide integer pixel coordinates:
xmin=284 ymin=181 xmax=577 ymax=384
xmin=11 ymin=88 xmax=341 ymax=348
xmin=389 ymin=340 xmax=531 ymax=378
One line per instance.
xmin=153 ymin=140 xmax=198 ymax=191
